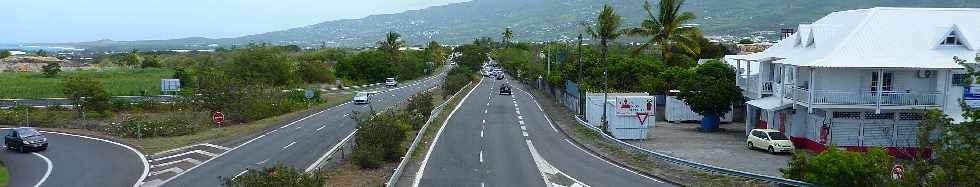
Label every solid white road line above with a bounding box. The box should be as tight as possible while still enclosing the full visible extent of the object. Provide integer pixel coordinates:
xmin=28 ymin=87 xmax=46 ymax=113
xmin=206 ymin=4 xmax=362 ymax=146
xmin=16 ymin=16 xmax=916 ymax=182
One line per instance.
xmin=282 ymin=142 xmax=296 ymax=150
xmin=34 ymin=130 xmax=149 ymax=187
xmin=32 ymin=153 xmax=52 ymax=187
xmin=151 ymin=150 xmax=216 ymax=162
xmin=152 ymin=158 xmax=202 ymax=168
xmin=305 ymin=129 xmax=358 ymax=172
xmin=149 ymin=167 xmax=184 ymax=177
xmin=315 ymin=125 xmax=326 ymax=132
xmin=543 ymin=114 xmax=559 ymax=133
xmin=414 ymin=77 xmax=483 ymax=187
xmin=233 ymin=170 xmax=248 ymax=180
xmin=563 ymin=139 xmax=664 ymax=183
xmin=525 ymin=140 xmax=588 ymax=187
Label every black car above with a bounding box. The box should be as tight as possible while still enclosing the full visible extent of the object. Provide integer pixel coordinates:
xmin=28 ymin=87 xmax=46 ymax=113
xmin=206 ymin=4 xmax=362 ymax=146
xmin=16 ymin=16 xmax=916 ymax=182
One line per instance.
xmin=499 ymin=84 xmax=512 ymax=95
xmin=495 ymin=73 xmax=504 ymax=80
xmin=5 ymin=127 xmax=48 ymax=152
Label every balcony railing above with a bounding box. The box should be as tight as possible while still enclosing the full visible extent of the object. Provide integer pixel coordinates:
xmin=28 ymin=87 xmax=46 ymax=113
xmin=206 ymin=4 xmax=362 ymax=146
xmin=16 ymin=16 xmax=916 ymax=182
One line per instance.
xmin=779 ymin=85 xmax=940 ymax=106
xmin=737 ymin=75 xmax=774 ymax=98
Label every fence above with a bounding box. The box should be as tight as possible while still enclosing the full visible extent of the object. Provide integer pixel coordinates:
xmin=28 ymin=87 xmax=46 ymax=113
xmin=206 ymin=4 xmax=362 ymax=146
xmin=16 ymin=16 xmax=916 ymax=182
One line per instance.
xmin=384 ymin=81 xmax=473 ymax=187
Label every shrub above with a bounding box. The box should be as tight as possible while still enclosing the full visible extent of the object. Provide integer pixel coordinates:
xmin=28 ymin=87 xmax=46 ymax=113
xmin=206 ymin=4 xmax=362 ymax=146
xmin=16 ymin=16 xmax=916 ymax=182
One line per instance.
xmin=111 ymin=99 xmax=133 ymax=112
xmin=781 ymin=147 xmax=895 ymax=186
xmin=442 ymin=67 xmax=474 ymax=97
xmin=103 ymin=116 xmax=201 ymax=138
xmin=352 ymin=113 xmax=409 ymax=168
xmin=220 ymin=163 xmax=327 ymax=187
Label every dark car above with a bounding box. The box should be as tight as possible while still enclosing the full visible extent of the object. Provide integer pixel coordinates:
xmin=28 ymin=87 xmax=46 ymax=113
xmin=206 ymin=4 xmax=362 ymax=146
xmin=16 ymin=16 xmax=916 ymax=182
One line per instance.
xmin=5 ymin=127 xmax=48 ymax=152
xmin=495 ymin=73 xmax=504 ymax=80
xmin=499 ymin=84 xmax=512 ymax=95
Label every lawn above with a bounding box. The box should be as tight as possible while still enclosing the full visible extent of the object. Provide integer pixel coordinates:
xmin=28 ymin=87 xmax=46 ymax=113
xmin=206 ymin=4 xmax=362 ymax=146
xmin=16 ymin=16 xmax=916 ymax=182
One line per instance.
xmin=0 ymin=164 xmax=7 ymax=187
xmin=0 ymin=68 xmax=173 ymax=99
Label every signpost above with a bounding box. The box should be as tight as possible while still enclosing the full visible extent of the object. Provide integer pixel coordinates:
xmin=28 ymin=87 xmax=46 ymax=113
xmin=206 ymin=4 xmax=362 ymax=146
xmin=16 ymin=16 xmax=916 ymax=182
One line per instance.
xmin=213 ymin=111 xmax=224 ymax=127
xmin=161 ymin=79 xmax=181 ymax=95
xmin=964 ymin=85 xmax=980 ymax=108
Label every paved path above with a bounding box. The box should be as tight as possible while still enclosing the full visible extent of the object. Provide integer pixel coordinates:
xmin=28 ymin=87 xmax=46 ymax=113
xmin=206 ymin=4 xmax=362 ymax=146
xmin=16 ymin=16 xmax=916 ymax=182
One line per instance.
xmin=0 ymin=128 xmax=149 ymax=187
xmin=415 ymin=74 xmax=672 ymax=187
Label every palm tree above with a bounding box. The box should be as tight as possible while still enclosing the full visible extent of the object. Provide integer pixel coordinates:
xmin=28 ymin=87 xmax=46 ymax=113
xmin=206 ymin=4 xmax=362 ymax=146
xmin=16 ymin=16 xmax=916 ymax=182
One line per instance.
xmin=624 ymin=0 xmax=701 ymax=67
xmin=582 ymin=4 xmax=622 ymax=134
xmin=377 ymin=31 xmax=407 ymax=64
xmin=502 ymin=27 xmax=514 ymax=47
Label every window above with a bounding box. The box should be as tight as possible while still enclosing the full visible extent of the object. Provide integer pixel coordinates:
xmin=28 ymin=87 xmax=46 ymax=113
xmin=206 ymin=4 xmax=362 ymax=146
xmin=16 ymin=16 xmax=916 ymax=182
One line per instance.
xmin=768 ymin=132 xmax=789 ymax=140
xmin=870 ymin=72 xmax=893 ymax=91
xmin=953 ymin=73 xmax=970 ymax=86
xmin=941 ymin=32 xmax=963 ymax=45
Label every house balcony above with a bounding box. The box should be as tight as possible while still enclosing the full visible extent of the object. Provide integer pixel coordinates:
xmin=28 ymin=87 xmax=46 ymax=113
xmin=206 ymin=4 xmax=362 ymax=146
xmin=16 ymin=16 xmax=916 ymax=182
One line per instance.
xmin=737 ymin=75 xmax=774 ymax=99
xmin=779 ymin=84 xmax=941 ymax=108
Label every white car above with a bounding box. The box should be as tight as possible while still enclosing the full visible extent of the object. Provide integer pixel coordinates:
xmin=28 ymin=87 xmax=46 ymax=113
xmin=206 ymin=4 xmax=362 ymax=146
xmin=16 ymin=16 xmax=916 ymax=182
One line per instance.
xmin=353 ymin=92 xmax=370 ymax=104
xmin=747 ymin=129 xmax=795 ymax=153
xmin=385 ymin=78 xmax=398 ymax=87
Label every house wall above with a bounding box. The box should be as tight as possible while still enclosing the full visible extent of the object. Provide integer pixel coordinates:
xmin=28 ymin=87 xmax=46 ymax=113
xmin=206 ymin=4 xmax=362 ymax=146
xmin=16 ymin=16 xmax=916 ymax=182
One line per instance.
xmin=803 ymin=68 xmax=940 ymax=92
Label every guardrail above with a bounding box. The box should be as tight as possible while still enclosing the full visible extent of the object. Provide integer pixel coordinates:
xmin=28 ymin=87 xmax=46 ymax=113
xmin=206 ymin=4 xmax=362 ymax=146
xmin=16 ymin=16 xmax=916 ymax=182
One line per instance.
xmin=385 ymin=81 xmax=474 ymax=187
xmin=571 ymin=116 xmax=815 ymax=187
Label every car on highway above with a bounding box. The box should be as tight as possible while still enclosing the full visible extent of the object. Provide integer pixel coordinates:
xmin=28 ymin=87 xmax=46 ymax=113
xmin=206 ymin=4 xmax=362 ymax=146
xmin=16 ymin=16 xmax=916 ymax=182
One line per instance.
xmin=5 ymin=127 xmax=48 ymax=152
xmin=353 ymin=92 xmax=371 ymax=105
xmin=385 ymin=78 xmax=398 ymax=87
xmin=499 ymin=83 xmax=512 ymax=95
xmin=746 ymin=129 xmax=794 ymax=154
xmin=496 ymin=73 xmax=504 ymax=80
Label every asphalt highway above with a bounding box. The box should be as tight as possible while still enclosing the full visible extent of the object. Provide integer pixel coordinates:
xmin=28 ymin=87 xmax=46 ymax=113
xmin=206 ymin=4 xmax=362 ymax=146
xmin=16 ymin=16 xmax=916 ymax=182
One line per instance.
xmin=415 ymin=74 xmax=673 ymax=187
xmin=157 ymin=68 xmax=448 ymax=187
xmin=0 ymin=128 xmax=149 ymax=187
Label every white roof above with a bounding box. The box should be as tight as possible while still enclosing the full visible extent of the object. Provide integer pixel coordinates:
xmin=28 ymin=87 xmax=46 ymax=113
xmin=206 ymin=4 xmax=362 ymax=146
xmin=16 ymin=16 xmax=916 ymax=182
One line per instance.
xmin=755 ymin=7 xmax=980 ymax=69
xmin=724 ymin=54 xmax=762 ymax=75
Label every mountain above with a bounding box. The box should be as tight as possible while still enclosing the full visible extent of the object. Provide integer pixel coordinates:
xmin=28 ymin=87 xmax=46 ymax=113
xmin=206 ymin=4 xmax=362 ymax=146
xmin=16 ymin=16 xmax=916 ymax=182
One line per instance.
xmin=40 ymin=0 xmax=980 ymax=50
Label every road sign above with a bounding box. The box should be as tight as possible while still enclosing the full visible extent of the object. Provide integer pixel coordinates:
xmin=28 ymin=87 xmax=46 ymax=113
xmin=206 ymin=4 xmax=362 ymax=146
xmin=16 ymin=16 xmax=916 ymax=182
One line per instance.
xmin=213 ymin=111 xmax=225 ymax=126
xmin=161 ymin=79 xmax=181 ymax=93
xmin=305 ymin=89 xmax=314 ymax=99
xmin=892 ymin=164 xmax=904 ymax=180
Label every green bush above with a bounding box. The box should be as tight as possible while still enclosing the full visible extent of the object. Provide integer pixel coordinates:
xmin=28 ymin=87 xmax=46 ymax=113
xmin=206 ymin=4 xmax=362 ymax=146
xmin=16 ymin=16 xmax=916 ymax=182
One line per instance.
xmin=111 ymin=99 xmax=133 ymax=112
xmin=442 ymin=67 xmax=474 ymax=97
xmin=220 ymin=163 xmax=327 ymax=187
xmin=103 ymin=116 xmax=201 ymax=138
xmin=781 ymin=147 xmax=895 ymax=186
xmin=353 ymin=113 xmax=409 ymax=169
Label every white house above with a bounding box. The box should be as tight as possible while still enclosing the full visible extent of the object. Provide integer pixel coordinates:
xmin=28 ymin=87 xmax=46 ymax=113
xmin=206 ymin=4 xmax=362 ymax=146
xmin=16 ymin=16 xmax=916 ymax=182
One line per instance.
xmin=726 ymin=7 xmax=980 ymax=157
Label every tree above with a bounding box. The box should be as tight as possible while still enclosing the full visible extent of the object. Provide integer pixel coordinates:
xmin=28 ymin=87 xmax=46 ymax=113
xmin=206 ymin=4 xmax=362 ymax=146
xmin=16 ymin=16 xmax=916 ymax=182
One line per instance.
xmin=42 ymin=62 xmax=61 ymax=77
xmin=0 ymin=50 xmax=10 ymax=59
xmin=624 ymin=0 xmax=701 ymax=67
xmin=297 ymin=60 xmax=333 ymax=83
xmin=121 ymin=49 xmax=141 ymax=67
xmin=140 ymin=55 xmax=162 ymax=68
xmin=676 ymin=60 xmax=741 ymax=130
xmin=173 ymin=68 xmax=194 ymax=89
xmin=582 ymin=4 xmax=623 ymax=134
xmin=781 ymin=147 xmax=896 ymax=186
xmin=502 ymin=27 xmax=514 ymax=46
xmin=220 ymin=164 xmax=327 ymax=187
xmin=352 ymin=113 xmax=408 ymax=168
xmin=897 ymin=54 xmax=980 ymax=186
xmin=62 ymin=75 xmax=111 ymax=118
xmin=377 ymin=31 xmax=407 ymax=64
xmin=738 ymin=39 xmax=755 ymax=44
xmin=428 ymin=41 xmax=445 ymax=66
xmin=229 ymin=45 xmax=295 ymax=86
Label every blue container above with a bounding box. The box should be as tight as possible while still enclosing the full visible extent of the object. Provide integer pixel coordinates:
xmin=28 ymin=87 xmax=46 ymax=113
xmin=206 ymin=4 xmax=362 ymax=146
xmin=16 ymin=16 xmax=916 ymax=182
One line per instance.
xmin=701 ymin=113 xmax=720 ymax=129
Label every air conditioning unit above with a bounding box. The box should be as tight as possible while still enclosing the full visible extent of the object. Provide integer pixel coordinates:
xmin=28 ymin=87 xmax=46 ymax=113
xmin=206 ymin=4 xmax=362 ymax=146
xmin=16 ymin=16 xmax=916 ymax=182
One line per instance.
xmin=917 ymin=70 xmax=936 ymax=79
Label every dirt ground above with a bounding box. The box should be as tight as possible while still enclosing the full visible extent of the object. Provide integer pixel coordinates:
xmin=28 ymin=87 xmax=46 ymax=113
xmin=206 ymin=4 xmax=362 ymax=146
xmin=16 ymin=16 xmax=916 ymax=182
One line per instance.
xmin=629 ymin=121 xmax=792 ymax=176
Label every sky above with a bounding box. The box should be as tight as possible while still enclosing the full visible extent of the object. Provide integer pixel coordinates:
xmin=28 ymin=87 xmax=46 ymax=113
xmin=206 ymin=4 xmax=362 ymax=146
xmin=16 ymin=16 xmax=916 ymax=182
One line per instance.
xmin=1 ymin=0 xmax=470 ymax=43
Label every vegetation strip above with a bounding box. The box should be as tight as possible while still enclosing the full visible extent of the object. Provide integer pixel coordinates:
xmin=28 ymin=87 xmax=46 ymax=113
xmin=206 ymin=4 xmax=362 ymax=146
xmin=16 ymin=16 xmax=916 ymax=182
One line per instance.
xmin=385 ymin=81 xmax=473 ymax=186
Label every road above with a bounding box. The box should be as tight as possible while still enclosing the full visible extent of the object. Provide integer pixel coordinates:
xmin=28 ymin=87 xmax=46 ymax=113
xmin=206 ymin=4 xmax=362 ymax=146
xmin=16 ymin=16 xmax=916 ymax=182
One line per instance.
xmin=415 ymin=74 xmax=673 ymax=187
xmin=0 ymin=128 xmax=149 ymax=187
xmin=153 ymin=68 xmax=449 ymax=187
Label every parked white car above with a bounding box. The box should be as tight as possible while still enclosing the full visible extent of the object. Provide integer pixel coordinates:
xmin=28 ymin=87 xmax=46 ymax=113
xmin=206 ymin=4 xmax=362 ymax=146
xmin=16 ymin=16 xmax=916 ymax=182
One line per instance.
xmin=747 ymin=129 xmax=794 ymax=154
xmin=385 ymin=78 xmax=398 ymax=87
xmin=353 ymin=92 xmax=370 ymax=104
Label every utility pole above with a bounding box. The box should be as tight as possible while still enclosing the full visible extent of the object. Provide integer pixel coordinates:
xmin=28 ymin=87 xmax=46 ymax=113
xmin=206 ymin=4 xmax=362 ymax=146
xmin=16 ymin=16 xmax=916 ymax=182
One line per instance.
xmin=577 ymin=34 xmax=584 ymax=116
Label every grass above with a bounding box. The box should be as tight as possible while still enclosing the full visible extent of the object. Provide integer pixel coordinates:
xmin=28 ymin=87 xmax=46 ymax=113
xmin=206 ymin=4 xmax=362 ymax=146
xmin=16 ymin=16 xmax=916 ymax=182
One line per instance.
xmin=0 ymin=68 xmax=174 ymax=99
xmin=0 ymin=164 xmax=7 ymax=187
xmin=125 ymin=94 xmax=350 ymax=154
xmin=323 ymin=160 xmax=396 ymax=187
